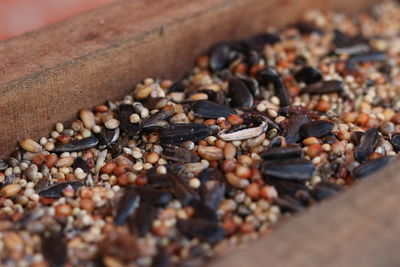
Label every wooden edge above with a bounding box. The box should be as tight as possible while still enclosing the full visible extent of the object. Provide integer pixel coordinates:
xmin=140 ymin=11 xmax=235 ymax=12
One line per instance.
xmin=210 ymin=160 xmax=400 ymax=267
xmin=0 ymin=0 xmax=379 ymax=158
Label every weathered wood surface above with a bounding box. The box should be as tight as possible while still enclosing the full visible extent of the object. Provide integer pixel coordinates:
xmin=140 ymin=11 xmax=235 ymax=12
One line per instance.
xmin=211 ymin=160 xmax=400 ymax=267
xmin=0 ymin=0 xmax=378 ymax=158
xmin=2 ymin=0 xmax=396 ymax=266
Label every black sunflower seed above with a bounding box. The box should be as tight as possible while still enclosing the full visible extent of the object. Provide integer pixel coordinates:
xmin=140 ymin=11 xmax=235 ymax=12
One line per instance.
xmin=129 ymin=201 xmax=157 ymax=237
xmin=142 ymin=97 xmax=169 ymax=110
xmin=261 ymin=158 xmax=315 ymax=181
xmin=274 ymin=196 xmax=306 ymax=213
xmin=142 ymin=110 xmax=173 ymax=131
xmin=162 ymin=147 xmax=200 ymax=163
xmin=240 ymin=77 xmax=260 ymax=98
xmin=39 ymin=181 xmax=83 ymax=198
xmin=302 ymin=80 xmax=344 ymax=94
xmin=283 ymin=114 xmax=311 ymax=144
xmin=351 ymin=131 xmax=364 ymax=146
xmin=295 ymin=21 xmax=324 ymax=35
xmin=133 ymin=186 xmax=172 ymax=206
xmin=259 ymin=67 xmax=290 ymax=106
xmin=42 ymin=234 xmax=67 ymax=267
xmin=311 ymin=182 xmax=342 ymax=201
xmin=391 ymin=133 xmax=400 ymax=150
xmin=168 ymin=80 xmax=185 ymax=93
xmin=353 ymin=156 xmax=396 ymax=179
xmin=294 ymin=66 xmax=323 ymax=85
xmin=160 ymin=124 xmax=213 ymax=145
xmin=301 ymin=120 xmax=335 ymax=138
xmin=198 ymin=168 xmax=225 ymax=183
xmin=97 ymin=127 xmax=120 ymax=149
xmin=228 ymin=77 xmax=253 ymax=107
xmin=192 ymin=201 xmax=218 ymax=223
xmin=167 ymin=174 xmax=199 ymax=205
xmin=72 ymin=157 xmax=90 ymax=173
xmin=191 ymin=100 xmax=237 ymax=119
xmin=249 ymin=33 xmax=281 ymax=51
xmin=151 ymin=247 xmax=171 ymax=267
xmin=177 ymin=218 xmax=225 ymax=244
xmin=349 ymin=51 xmax=386 ymax=63
xmin=53 ymin=135 xmax=98 ymax=153
xmin=354 ymin=127 xmax=379 ymax=163
xmin=114 ymin=187 xmax=140 ymax=225
xmin=118 ymin=104 xmax=141 ymax=136
xmin=0 ymin=160 xmax=8 ymax=171
xmin=200 ymin=180 xmax=225 ymax=211
xmin=209 ymin=43 xmax=231 ymax=71
xmin=261 ymin=145 xmax=302 ymax=161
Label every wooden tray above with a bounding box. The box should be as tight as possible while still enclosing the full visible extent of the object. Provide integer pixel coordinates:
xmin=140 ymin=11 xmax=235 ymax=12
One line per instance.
xmin=2 ymin=0 xmax=399 ymax=266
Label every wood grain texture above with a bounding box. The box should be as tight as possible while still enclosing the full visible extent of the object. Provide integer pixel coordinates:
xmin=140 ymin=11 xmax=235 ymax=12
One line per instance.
xmin=0 ymin=0 xmax=378 ymax=158
xmin=1 ymin=0 xmax=397 ymax=266
xmin=211 ymin=160 xmax=400 ymax=267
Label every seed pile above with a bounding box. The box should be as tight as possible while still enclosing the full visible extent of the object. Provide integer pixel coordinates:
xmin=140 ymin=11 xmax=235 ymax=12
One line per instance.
xmin=2 ymin=1 xmax=400 ymax=266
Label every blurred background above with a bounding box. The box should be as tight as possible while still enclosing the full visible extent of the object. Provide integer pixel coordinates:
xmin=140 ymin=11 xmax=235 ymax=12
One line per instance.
xmin=0 ymin=0 xmax=120 ymax=40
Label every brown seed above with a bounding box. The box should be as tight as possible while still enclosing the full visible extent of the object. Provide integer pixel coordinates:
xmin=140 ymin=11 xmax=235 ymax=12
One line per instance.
xmin=118 ymin=174 xmax=129 ymax=186
xmin=44 ymin=154 xmax=58 ymax=168
xmin=227 ymin=114 xmax=244 ymax=125
xmin=240 ymin=222 xmax=255 ymax=234
xmin=306 ymin=144 xmax=322 ymax=158
xmin=147 ymin=132 xmax=160 ymax=143
xmin=223 ymin=143 xmax=236 ymax=160
xmin=31 ymin=154 xmax=46 ymax=166
xmin=221 ymin=159 xmax=237 ymax=173
xmin=391 ymin=113 xmax=400 ymax=124
xmin=235 ymin=165 xmax=252 ymax=179
xmin=245 ymin=183 xmax=260 ymax=200
xmin=369 ymin=152 xmax=383 ymax=160
xmin=55 ymin=204 xmax=72 ymax=218
xmin=337 ymin=131 xmax=351 ymax=141
xmin=356 ymin=113 xmax=369 ymax=126
xmin=95 ymin=105 xmax=108 ymax=113
xmin=80 ymin=198 xmax=95 ymax=212
xmin=217 ymin=119 xmax=231 ymax=130
xmin=113 ymin=164 xmax=131 ymax=176
xmin=260 ymin=185 xmax=278 ymax=200
xmin=3 ymin=232 xmax=24 ymax=260
xmin=341 ymin=112 xmax=357 ymax=123
xmin=146 ymin=152 xmax=160 ymax=164
xmin=238 ymin=155 xmax=252 ymax=166
xmin=80 ymin=109 xmax=96 ymax=129
xmin=204 ymin=119 xmax=217 ymax=126
xmin=223 ymin=219 xmax=236 ymax=236
xmin=197 ymin=145 xmax=223 ymax=161
xmin=56 ymin=156 xmax=75 ymax=168
xmin=0 ymin=184 xmax=22 ymax=197
xmin=57 ymin=134 xmax=72 ymax=144
xmin=214 ymin=139 xmax=226 ymax=149
xmin=225 ymin=172 xmax=249 ymax=188
xmin=331 ymin=141 xmax=346 ymax=155
xmin=315 ymin=100 xmax=331 ymax=112
xmin=303 ymin=137 xmax=319 ymax=145
xmin=101 ymin=162 xmax=117 ymax=174
xmin=19 ymin=138 xmax=42 ymax=153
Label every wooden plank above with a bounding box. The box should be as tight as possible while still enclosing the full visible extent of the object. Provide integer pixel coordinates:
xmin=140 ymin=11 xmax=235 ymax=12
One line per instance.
xmin=0 ymin=0 xmax=378 ymax=158
xmin=211 ymin=161 xmax=400 ymax=267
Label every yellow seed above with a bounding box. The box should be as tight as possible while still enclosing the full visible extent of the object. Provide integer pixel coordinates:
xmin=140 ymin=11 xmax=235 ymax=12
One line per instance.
xmin=1 ymin=184 xmax=22 ymax=197
xmin=19 ymin=138 xmax=42 ymax=153
xmin=303 ymin=137 xmax=319 ymax=146
xmin=197 ymin=145 xmax=223 ymax=161
xmin=189 ymin=93 xmax=208 ymax=101
xmin=80 ymin=109 xmax=95 ymax=129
